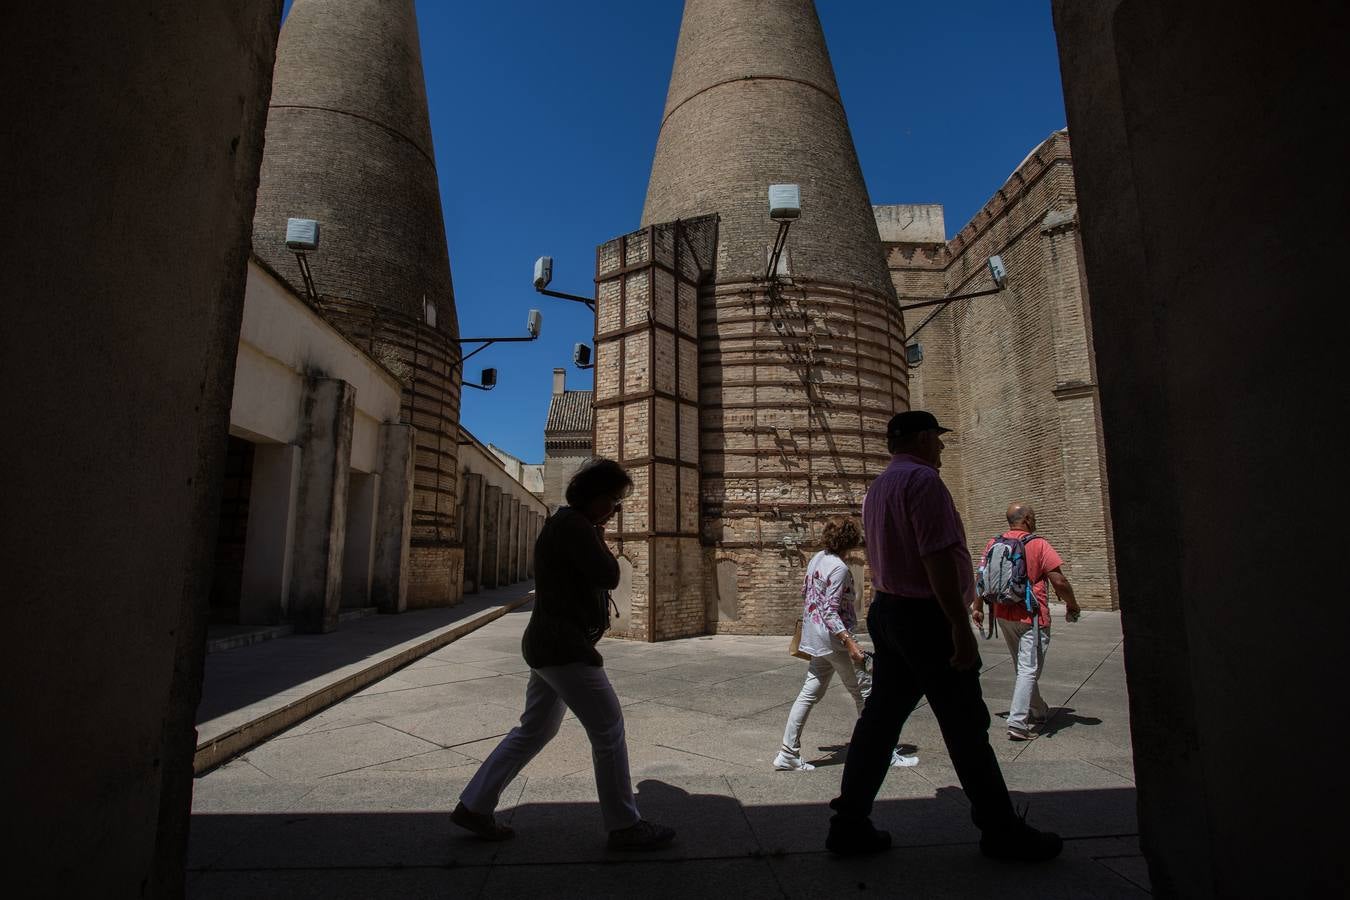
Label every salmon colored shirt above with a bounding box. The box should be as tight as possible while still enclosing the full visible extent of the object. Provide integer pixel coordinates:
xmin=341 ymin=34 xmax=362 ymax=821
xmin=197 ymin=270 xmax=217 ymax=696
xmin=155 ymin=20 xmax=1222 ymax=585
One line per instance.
xmin=982 ymin=530 xmax=1064 ymax=629
xmin=863 ymin=453 xmax=974 ymax=600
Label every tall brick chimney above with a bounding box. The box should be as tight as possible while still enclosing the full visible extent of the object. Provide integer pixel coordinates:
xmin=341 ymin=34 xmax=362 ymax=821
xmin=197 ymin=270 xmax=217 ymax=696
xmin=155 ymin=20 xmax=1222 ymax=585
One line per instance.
xmin=626 ymin=0 xmax=909 ymax=636
xmin=552 ymin=368 xmax=566 ymax=395
xmin=251 ymin=0 xmax=466 ymax=607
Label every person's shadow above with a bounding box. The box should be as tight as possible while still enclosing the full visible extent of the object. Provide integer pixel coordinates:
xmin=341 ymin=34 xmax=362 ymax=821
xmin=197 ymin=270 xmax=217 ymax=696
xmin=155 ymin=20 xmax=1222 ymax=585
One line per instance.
xmin=995 ymin=706 xmax=1102 ymax=737
xmin=809 ymin=742 xmax=920 ymax=767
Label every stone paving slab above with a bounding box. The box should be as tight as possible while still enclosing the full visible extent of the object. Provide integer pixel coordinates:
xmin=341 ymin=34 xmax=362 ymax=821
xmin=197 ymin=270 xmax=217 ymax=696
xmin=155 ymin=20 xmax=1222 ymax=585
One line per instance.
xmin=190 ymin=604 xmax=1146 ymax=897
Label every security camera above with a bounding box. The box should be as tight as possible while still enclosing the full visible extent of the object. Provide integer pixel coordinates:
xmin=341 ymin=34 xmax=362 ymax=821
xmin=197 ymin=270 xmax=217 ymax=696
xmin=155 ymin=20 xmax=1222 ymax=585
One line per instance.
xmin=526 ymin=309 xmax=543 ymax=338
xmin=905 ymin=342 xmax=924 ymax=367
xmin=533 ymin=256 xmax=553 ymax=290
xmin=285 ymin=218 xmax=320 ymax=251
xmin=573 ymin=343 xmax=592 ymax=367
xmin=480 ymin=367 xmax=497 ymax=389
xmin=768 ymin=184 xmax=801 ymax=221
xmin=987 ymin=255 xmax=1007 ymax=289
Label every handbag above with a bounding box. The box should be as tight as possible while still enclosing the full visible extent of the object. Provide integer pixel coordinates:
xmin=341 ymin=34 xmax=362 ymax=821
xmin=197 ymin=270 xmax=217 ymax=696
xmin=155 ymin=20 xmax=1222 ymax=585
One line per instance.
xmin=787 ymin=618 xmax=813 ymax=661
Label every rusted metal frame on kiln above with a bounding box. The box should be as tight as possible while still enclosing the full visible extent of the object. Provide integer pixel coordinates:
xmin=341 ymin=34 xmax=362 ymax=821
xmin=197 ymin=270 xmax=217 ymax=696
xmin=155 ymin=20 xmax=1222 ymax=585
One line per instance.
xmin=593 ymin=387 xmax=681 ymax=409
xmin=851 ymin=285 xmax=868 ymax=493
xmin=645 ymin=225 xmax=659 ymax=641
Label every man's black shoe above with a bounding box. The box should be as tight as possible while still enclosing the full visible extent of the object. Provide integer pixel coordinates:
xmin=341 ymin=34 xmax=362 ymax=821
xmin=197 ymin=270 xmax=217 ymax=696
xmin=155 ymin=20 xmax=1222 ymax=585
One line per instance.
xmin=979 ymin=819 xmax=1063 ymax=862
xmin=826 ymin=817 xmax=892 ymax=856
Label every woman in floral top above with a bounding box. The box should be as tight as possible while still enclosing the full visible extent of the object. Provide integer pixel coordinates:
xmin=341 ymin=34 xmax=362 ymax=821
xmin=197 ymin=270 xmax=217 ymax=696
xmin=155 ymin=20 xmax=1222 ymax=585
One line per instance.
xmin=774 ymin=516 xmax=917 ymax=772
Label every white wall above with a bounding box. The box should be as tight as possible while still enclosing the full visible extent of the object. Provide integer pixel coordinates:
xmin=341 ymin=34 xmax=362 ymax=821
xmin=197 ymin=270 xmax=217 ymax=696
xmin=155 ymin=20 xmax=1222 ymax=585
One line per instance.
xmin=230 ymin=260 xmax=401 ymax=473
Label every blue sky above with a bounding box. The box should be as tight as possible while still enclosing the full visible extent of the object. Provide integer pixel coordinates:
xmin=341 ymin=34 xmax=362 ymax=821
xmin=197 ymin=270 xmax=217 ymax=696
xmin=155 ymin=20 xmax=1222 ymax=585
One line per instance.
xmin=280 ymin=1 xmax=1066 ymax=463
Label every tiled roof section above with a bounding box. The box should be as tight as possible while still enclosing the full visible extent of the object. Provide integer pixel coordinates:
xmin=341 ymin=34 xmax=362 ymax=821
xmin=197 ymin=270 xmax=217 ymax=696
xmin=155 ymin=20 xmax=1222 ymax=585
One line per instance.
xmin=545 ymin=390 xmax=594 ymax=434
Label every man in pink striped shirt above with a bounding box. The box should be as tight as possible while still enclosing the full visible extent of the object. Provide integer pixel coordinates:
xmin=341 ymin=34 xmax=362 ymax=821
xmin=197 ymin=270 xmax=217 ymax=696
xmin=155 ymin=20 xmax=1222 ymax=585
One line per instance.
xmin=826 ymin=411 xmax=1062 ymax=863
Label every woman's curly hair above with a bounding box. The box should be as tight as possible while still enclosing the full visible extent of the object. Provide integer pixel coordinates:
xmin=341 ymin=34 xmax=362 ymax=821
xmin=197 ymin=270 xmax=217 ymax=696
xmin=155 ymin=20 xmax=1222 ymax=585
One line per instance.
xmin=821 ymin=516 xmax=862 ymax=555
xmin=565 ymin=457 xmax=634 ymax=509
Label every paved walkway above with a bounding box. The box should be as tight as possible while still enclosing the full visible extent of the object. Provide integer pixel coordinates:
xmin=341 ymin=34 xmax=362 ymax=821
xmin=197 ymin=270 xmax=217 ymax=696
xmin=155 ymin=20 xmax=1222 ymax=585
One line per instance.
xmin=190 ymin=604 xmax=1147 ymax=898
xmin=195 ymin=583 xmax=536 ymax=772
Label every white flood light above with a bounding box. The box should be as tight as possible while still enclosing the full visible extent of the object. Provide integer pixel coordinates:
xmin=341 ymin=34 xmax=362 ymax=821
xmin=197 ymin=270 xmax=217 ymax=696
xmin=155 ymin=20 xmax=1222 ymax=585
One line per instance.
xmin=905 ymin=342 xmax=925 ymax=367
xmin=987 ymin=255 xmax=1007 ymax=289
xmin=526 ymin=309 xmax=543 ymax=338
xmin=285 ymin=218 xmax=320 ymax=251
xmin=769 ymin=184 xmax=801 ymax=220
xmin=533 ymin=256 xmax=553 ymax=290
xmin=573 ymin=343 xmax=592 ymax=367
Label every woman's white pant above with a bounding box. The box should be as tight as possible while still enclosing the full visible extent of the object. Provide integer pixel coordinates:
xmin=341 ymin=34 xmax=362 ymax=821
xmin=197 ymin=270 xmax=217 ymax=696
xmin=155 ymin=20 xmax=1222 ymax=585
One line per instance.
xmin=780 ymin=649 xmax=870 ymax=758
xmin=459 ymin=664 xmax=641 ymax=831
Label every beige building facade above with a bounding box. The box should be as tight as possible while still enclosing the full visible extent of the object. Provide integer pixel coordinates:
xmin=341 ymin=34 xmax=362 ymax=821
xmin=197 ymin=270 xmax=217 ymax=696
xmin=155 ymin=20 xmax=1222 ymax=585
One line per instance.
xmin=543 ymin=367 xmax=595 ymax=514
xmin=459 ymin=431 xmax=546 ymax=595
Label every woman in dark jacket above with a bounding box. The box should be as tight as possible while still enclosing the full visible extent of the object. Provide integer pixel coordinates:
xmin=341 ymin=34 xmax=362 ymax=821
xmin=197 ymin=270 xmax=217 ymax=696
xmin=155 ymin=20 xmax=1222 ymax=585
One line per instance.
xmin=452 ymin=459 xmax=675 ymax=850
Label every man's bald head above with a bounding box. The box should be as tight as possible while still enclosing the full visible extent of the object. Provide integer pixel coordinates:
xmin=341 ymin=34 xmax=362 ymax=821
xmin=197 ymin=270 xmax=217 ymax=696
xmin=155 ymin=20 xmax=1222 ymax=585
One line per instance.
xmin=1006 ymin=503 xmax=1036 ymax=529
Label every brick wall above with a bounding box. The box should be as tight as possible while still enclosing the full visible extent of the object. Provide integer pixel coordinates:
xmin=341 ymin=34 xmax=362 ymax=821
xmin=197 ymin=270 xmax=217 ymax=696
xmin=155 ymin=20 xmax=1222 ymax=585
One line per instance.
xmin=883 ymin=132 xmax=1118 ymax=609
xmin=407 ymin=544 xmax=463 ymax=609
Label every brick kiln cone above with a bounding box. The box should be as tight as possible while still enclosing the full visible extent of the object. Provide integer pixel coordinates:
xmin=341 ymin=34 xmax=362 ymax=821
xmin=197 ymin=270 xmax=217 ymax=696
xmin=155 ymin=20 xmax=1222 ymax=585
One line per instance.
xmin=642 ymin=0 xmax=895 ymax=298
xmin=252 ymin=0 xmax=457 ymax=337
xmin=251 ymin=0 xmax=466 ymax=606
xmin=602 ymin=0 xmax=910 ymax=636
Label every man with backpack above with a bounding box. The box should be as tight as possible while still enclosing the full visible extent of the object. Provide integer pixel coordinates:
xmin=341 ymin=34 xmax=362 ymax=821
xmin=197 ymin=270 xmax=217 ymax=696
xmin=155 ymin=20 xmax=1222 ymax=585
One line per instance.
xmin=973 ymin=503 xmax=1082 ymax=741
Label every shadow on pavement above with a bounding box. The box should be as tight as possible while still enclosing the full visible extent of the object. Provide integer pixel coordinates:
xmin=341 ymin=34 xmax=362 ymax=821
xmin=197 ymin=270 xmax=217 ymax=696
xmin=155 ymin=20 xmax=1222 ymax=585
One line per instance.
xmin=195 ymin=595 xmax=535 ymax=726
xmin=188 ymin=780 xmax=1143 ymax=898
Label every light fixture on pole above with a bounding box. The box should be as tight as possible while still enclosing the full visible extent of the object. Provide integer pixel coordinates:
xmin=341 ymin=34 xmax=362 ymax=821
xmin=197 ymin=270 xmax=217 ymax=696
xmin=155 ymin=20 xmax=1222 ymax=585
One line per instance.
xmin=285 ymin=218 xmax=321 ymax=305
xmin=765 ymin=184 xmax=800 ymax=282
xmin=572 ymin=342 xmax=594 ymax=370
xmin=902 ymin=255 xmax=1010 ymax=344
xmin=455 ymin=309 xmax=543 ymax=389
xmin=463 ymin=367 xmax=497 ymax=391
xmin=532 ymin=256 xmax=595 ymax=310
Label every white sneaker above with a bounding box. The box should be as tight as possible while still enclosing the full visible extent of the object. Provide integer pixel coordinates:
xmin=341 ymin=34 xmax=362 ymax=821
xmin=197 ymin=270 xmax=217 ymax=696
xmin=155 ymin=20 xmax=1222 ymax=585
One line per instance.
xmin=773 ymin=751 xmax=815 ymax=771
xmin=890 ymin=749 xmax=918 ymax=767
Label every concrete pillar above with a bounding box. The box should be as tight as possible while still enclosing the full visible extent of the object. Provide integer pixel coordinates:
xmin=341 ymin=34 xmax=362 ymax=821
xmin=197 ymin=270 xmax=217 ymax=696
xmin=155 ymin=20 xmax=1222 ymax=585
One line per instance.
xmin=371 ymin=423 xmax=415 ymax=614
xmin=341 ymin=471 xmax=379 ymax=608
xmin=481 ymin=484 xmax=502 ymax=589
xmin=1053 ymin=1 xmax=1343 ymax=893
xmin=1 ymin=2 xmax=281 ymax=893
xmin=461 ymin=472 xmax=484 ymax=593
xmin=289 ymin=377 xmax=355 ymax=633
xmin=509 ymin=498 xmax=522 ymax=583
xmin=239 ymin=443 xmax=302 ymax=625
xmin=525 ymin=509 xmax=537 ymax=578
xmin=498 ymin=494 xmax=514 ymax=586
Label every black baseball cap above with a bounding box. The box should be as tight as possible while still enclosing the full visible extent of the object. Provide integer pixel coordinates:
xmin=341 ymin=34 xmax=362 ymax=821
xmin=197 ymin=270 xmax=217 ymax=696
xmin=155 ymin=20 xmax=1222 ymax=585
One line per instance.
xmin=887 ymin=410 xmax=952 ymax=439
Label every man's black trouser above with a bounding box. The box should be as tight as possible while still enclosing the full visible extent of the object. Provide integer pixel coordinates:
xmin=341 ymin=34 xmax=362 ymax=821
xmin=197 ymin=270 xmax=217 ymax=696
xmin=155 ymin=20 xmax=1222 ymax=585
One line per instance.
xmin=831 ymin=591 xmax=1017 ymax=832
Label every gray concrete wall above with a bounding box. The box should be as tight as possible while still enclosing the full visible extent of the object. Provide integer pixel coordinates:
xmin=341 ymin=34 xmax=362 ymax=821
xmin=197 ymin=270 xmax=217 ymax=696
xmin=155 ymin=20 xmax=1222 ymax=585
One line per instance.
xmin=240 ymin=443 xmax=302 ymax=624
xmin=0 ymin=2 xmax=281 ymax=893
xmin=1053 ymin=1 xmax=1345 ymax=894
xmin=341 ymin=471 xmax=378 ymax=608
